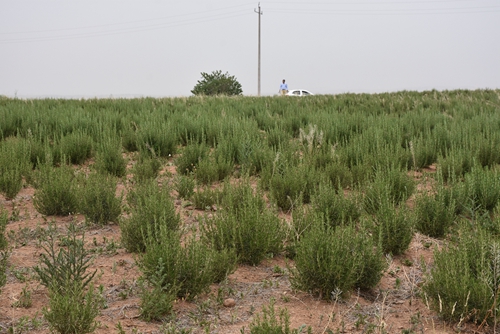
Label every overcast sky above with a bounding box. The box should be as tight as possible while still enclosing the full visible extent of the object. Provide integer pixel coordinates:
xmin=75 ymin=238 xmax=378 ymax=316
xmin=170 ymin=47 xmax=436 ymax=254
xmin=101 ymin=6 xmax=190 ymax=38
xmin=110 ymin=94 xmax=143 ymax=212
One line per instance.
xmin=1 ymin=0 xmax=499 ymax=98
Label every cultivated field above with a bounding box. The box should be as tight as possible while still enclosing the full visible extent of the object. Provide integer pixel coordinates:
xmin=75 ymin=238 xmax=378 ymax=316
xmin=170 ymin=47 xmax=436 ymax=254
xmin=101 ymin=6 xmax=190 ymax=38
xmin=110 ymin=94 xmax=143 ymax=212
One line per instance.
xmin=1 ymin=90 xmax=500 ymax=333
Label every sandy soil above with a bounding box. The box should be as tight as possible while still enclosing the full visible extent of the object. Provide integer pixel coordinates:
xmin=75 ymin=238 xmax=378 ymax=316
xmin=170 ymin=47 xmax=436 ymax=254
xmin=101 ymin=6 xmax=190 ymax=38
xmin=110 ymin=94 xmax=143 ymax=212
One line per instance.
xmin=0 ymin=161 xmax=487 ymax=334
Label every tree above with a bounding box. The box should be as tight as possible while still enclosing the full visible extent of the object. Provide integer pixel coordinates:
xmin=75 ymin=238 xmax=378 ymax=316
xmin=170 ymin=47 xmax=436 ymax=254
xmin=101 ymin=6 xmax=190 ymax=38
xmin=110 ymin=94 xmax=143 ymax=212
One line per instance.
xmin=191 ymin=70 xmax=243 ymax=96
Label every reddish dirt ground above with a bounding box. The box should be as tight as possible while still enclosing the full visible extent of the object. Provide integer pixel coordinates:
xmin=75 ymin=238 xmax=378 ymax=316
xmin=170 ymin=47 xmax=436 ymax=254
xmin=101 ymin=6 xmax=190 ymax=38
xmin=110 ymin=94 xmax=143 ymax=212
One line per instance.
xmin=0 ymin=161 xmax=488 ymax=333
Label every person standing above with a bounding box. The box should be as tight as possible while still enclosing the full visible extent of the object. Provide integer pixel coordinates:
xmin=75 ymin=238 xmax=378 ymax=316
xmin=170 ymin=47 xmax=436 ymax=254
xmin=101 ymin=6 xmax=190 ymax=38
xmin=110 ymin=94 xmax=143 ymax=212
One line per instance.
xmin=279 ymin=79 xmax=288 ymax=96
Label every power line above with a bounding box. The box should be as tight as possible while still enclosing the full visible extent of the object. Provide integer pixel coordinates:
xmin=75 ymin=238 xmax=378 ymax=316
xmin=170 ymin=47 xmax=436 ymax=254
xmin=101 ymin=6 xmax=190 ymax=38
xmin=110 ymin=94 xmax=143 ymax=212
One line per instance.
xmin=0 ymin=11 xmax=252 ymax=44
xmin=0 ymin=3 xmax=255 ymax=36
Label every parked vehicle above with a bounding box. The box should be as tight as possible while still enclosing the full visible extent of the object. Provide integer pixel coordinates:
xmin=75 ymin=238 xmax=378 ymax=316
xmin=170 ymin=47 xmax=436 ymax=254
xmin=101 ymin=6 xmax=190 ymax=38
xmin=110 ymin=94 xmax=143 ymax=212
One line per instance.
xmin=286 ymin=89 xmax=314 ymax=96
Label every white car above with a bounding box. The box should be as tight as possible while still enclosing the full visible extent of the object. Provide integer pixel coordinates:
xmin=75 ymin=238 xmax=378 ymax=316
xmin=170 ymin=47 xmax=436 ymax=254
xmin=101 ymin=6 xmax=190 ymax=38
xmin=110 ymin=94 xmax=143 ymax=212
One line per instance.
xmin=286 ymin=89 xmax=314 ymax=96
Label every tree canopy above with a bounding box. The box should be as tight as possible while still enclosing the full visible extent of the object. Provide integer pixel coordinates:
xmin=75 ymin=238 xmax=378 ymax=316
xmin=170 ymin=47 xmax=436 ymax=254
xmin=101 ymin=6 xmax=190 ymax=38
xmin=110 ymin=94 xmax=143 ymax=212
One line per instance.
xmin=191 ymin=70 xmax=243 ymax=96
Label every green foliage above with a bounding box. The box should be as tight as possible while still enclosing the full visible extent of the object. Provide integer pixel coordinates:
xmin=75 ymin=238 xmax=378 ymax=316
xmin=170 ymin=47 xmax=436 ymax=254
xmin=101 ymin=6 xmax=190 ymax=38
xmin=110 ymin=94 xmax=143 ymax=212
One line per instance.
xmin=132 ymin=151 xmax=161 ymax=182
xmin=414 ymin=187 xmax=456 ymax=238
xmin=121 ymin=180 xmax=180 ymax=253
xmin=311 ymin=183 xmax=361 ymax=228
xmin=424 ymin=225 xmax=498 ymax=324
xmin=363 ymin=168 xmax=415 ymax=214
xmin=139 ymin=271 xmax=177 ymax=322
xmin=94 ymin=138 xmax=127 ymax=177
xmin=0 ymin=251 xmax=7 ymax=291
xmin=191 ymin=70 xmax=243 ymax=96
xmin=202 ymin=182 xmax=285 ymax=265
xmin=43 ymin=281 xmax=101 ymax=334
xmin=292 ymin=224 xmax=385 ymax=300
xmin=0 ymin=139 xmax=31 ymax=199
xmin=369 ymin=200 xmax=414 ymax=255
xmin=139 ymin=228 xmax=220 ymax=300
xmin=55 ymin=131 xmax=94 ymax=165
xmin=175 ymin=141 xmax=208 ymax=175
xmin=78 ymin=172 xmax=122 ymax=225
xmin=462 ymin=165 xmax=500 ymax=214
xmin=191 ymin=186 xmax=221 ymax=210
xmin=34 ymin=223 xmax=96 ymax=293
xmin=0 ymin=208 xmax=7 ymax=250
xmin=174 ymin=175 xmax=195 ymax=199
xmin=33 ymin=163 xmax=78 ymax=216
xmin=241 ymin=298 xmax=311 ymax=334
xmin=35 ymin=225 xmax=101 ymax=334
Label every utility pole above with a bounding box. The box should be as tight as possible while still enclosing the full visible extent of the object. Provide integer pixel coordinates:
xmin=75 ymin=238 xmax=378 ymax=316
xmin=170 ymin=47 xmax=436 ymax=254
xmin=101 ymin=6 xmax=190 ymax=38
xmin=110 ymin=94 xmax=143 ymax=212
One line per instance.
xmin=254 ymin=3 xmax=263 ymax=96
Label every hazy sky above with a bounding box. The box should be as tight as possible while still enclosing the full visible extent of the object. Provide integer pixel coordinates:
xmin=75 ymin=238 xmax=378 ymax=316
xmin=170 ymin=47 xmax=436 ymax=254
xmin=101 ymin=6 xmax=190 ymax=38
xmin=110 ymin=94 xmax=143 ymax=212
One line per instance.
xmin=1 ymin=1 xmax=499 ymax=98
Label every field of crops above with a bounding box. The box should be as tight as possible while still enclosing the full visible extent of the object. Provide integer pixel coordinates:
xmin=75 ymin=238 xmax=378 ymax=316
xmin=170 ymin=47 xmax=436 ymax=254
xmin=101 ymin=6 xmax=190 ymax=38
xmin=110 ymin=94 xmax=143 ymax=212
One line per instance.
xmin=1 ymin=90 xmax=500 ymax=333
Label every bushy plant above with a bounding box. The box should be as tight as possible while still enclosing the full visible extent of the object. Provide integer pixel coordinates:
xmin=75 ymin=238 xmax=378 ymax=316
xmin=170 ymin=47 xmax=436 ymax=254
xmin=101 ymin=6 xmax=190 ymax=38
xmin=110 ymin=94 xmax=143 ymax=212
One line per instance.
xmin=191 ymin=70 xmax=243 ymax=96
xmin=139 ymin=228 xmax=221 ymax=300
xmin=269 ymin=167 xmax=308 ymax=212
xmin=368 ymin=200 xmax=414 ymax=255
xmin=414 ymin=188 xmax=456 ymax=238
xmin=195 ymin=156 xmax=233 ymax=185
xmin=139 ymin=269 xmax=178 ymax=321
xmin=174 ymin=175 xmax=195 ymax=199
xmin=35 ymin=224 xmax=101 ymax=334
xmin=43 ymin=281 xmax=101 ymax=334
xmin=363 ymin=168 xmax=415 ymax=214
xmin=0 ymin=207 xmax=8 ymax=250
xmin=94 ymin=138 xmax=127 ymax=177
xmin=33 ymin=163 xmax=78 ymax=216
xmin=202 ymin=182 xmax=285 ymax=265
xmin=0 ymin=139 xmax=31 ymax=199
xmin=241 ymin=298 xmax=312 ymax=334
xmin=121 ymin=180 xmax=180 ymax=253
xmin=78 ymin=172 xmax=122 ymax=225
xmin=191 ymin=186 xmax=221 ymax=210
xmin=55 ymin=131 xmax=93 ymax=165
xmin=462 ymin=165 xmax=500 ymax=213
xmin=132 ymin=151 xmax=161 ymax=182
xmin=311 ymin=183 xmax=361 ymax=228
xmin=424 ymin=225 xmax=498 ymax=324
xmin=137 ymin=122 xmax=177 ymax=158
xmin=292 ymin=224 xmax=385 ymax=300
xmin=175 ymin=141 xmax=208 ymax=175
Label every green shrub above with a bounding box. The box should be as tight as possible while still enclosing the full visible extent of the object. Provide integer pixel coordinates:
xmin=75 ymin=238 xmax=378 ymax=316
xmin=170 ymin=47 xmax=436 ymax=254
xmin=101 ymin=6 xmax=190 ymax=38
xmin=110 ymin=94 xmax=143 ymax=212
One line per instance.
xmin=174 ymin=175 xmax=195 ymax=199
xmin=43 ymin=281 xmax=101 ymax=334
xmin=78 ymin=172 xmax=122 ymax=225
xmin=0 ymin=208 xmax=7 ymax=250
xmin=139 ymin=270 xmax=178 ymax=322
xmin=121 ymin=181 xmax=180 ymax=253
xmin=323 ymin=162 xmax=353 ymax=191
xmin=94 ymin=139 xmax=127 ymax=177
xmin=175 ymin=142 xmax=208 ymax=175
xmin=195 ymin=156 xmax=233 ymax=185
xmin=0 ymin=139 xmax=31 ymax=199
xmin=462 ymin=165 xmax=500 ymax=213
xmin=269 ymin=167 xmax=308 ymax=212
xmin=139 ymin=228 xmax=219 ymax=300
xmin=55 ymin=131 xmax=94 ymax=165
xmin=291 ymin=224 xmax=385 ymax=300
xmin=35 ymin=224 xmax=101 ymax=334
xmin=242 ymin=298 xmax=311 ymax=334
xmin=137 ymin=122 xmax=177 ymax=158
xmin=192 ymin=186 xmax=221 ymax=210
xmin=414 ymin=189 xmax=456 ymax=238
xmin=0 ymin=251 xmax=8 ymax=291
xmin=369 ymin=200 xmax=413 ymax=255
xmin=437 ymin=150 xmax=473 ymax=182
xmin=202 ymin=183 xmax=285 ymax=265
xmin=424 ymin=225 xmax=497 ymax=324
xmin=311 ymin=183 xmax=361 ymax=228
xmin=33 ymin=163 xmax=78 ymax=216
xmin=132 ymin=152 xmax=161 ymax=182
xmin=364 ymin=168 xmax=415 ymax=214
